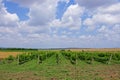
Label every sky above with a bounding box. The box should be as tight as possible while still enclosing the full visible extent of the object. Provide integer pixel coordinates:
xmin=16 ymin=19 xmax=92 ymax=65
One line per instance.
xmin=0 ymin=0 xmax=120 ymax=48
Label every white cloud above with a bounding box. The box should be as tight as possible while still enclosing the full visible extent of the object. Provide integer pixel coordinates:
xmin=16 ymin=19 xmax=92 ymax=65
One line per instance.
xmin=19 ymin=22 xmax=49 ymax=34
xmin=0 ymin=0 xmax=21 ymax=48
xmin=0 ymin=2 xmax=19 ymax=27
xmin=0 ymin=0 xmax=120 ymax=48
xmin=0 ymin=0 xmax=58 ymax=48
xmin=98 ymin=25 xmax=120 ymax=42
xmin=84 ymin=3 xmax=120 ymax=30
xmin=51 ymin=4 xmax=84 ymax=30
xmin=6 ymin=0 xmax=59 ymax=34
xmin=84 ymin=13 xmax=120 ymax=30
xmin=0 ymin=27 xmax=16 ymax=34
xmin=98 ymin=3 xmax=120 ymax=14
xmin=16 ymin=0 xmax=59 ymax=36
xmin=82 ymin=2 xmax=120 ymax=47
xmin=27 ymin=0 xmax=57 ymax=26
xmin=113 ymin=24 xmax=120 ymax=34
xmin=76 ymin=0 xmax=119 ymax=9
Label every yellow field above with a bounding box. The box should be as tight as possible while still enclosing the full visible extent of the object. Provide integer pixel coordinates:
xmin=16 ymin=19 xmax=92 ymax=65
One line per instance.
xmin=0 ymin=52 xmax=21 ymax=60
xmin=67 ymin=48 xmax=120 ymax=52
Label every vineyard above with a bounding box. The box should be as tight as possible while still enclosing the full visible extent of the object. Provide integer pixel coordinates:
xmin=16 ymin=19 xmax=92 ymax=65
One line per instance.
xmin=0 ymin=50 xmax=120 ymax=80
xmin=2 ymin=50 xmax=120 ymax=65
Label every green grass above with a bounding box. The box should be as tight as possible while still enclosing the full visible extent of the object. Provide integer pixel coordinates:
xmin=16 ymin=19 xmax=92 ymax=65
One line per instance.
xmin=0 ymin=51 xmax=120 ymax=80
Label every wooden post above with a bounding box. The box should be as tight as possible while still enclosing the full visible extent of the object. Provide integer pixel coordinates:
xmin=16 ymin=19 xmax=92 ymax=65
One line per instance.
xmin=38 ymin=54 xmax=40 ymax=64
xmin=56 ymin=53 xmax=59 ymax=64
xmin=108 ymin=54 xmax=112 ymax=64
xmin=92 ymin=57 xmax=94 ymax=64
xmin=46 ymin=52 xmax=47 ymax=59
xmin=18 ymin=55 xmax=19 ymax=65
xmin=91 ymin=56 xmax=94 ymax=64
xmin=75 ymin=52 xmax=77 ymax=65
xmin=75 ymin=52 xmax=77 ymax=80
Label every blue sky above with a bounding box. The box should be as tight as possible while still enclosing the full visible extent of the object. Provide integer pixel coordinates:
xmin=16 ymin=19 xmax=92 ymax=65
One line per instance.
xmin=3 ymin=0 xmax=29 ymax=20
xmin=0 ymin=0 xmax=120 ymax=48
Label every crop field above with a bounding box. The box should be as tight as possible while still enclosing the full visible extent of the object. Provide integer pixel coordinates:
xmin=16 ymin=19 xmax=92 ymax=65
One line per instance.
xmin=0 ymin=49 xmax=37 ymax=59
xmin=0 ymin=52 xmax=21 ymax=60
xmin=68 ymin=48 xmax=120 ymax=52
xmin=0 ymin=49 xmax=120 ymax=80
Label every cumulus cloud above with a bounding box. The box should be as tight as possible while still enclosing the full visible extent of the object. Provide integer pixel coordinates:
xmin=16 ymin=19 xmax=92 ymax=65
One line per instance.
xmin=0 ymin=0 xmax=58 ymax=48
xmin=0 ymin=0 xmax=120 ymax=48
xmin=83 ymin=3 xmax=120 ymax=30
xmin=0 ymin=1 xmax=19 ymax=27
xmin=51 ymin=4 xmax=84 ymax=30
xmin=19 ymin=22 xmax=49 ymax=34
xmin=82 ymin=2 xmax=120 ymax=47
xmin=98 ymin=25 xmax=120 ymax=42
xmin=27 ymin=0 xmax=58 ymax=26
xmin=98 ymin=3 xmax=120 ymax=14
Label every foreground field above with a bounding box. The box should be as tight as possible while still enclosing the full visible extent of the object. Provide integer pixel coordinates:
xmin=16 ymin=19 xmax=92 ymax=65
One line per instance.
xmin=0 ymin=49 xmax=120 ymax=80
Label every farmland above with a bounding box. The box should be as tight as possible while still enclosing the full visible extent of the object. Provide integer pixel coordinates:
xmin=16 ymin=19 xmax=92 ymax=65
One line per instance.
xmin=0 ymin=52 xmax=21 ymax=60
xmin=0 ymin=48 xmax=120 ymax=80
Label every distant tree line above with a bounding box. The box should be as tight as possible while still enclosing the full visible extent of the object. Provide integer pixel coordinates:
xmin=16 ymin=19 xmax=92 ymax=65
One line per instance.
xmin=0 ymin=48 xmax=38 ymax=51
